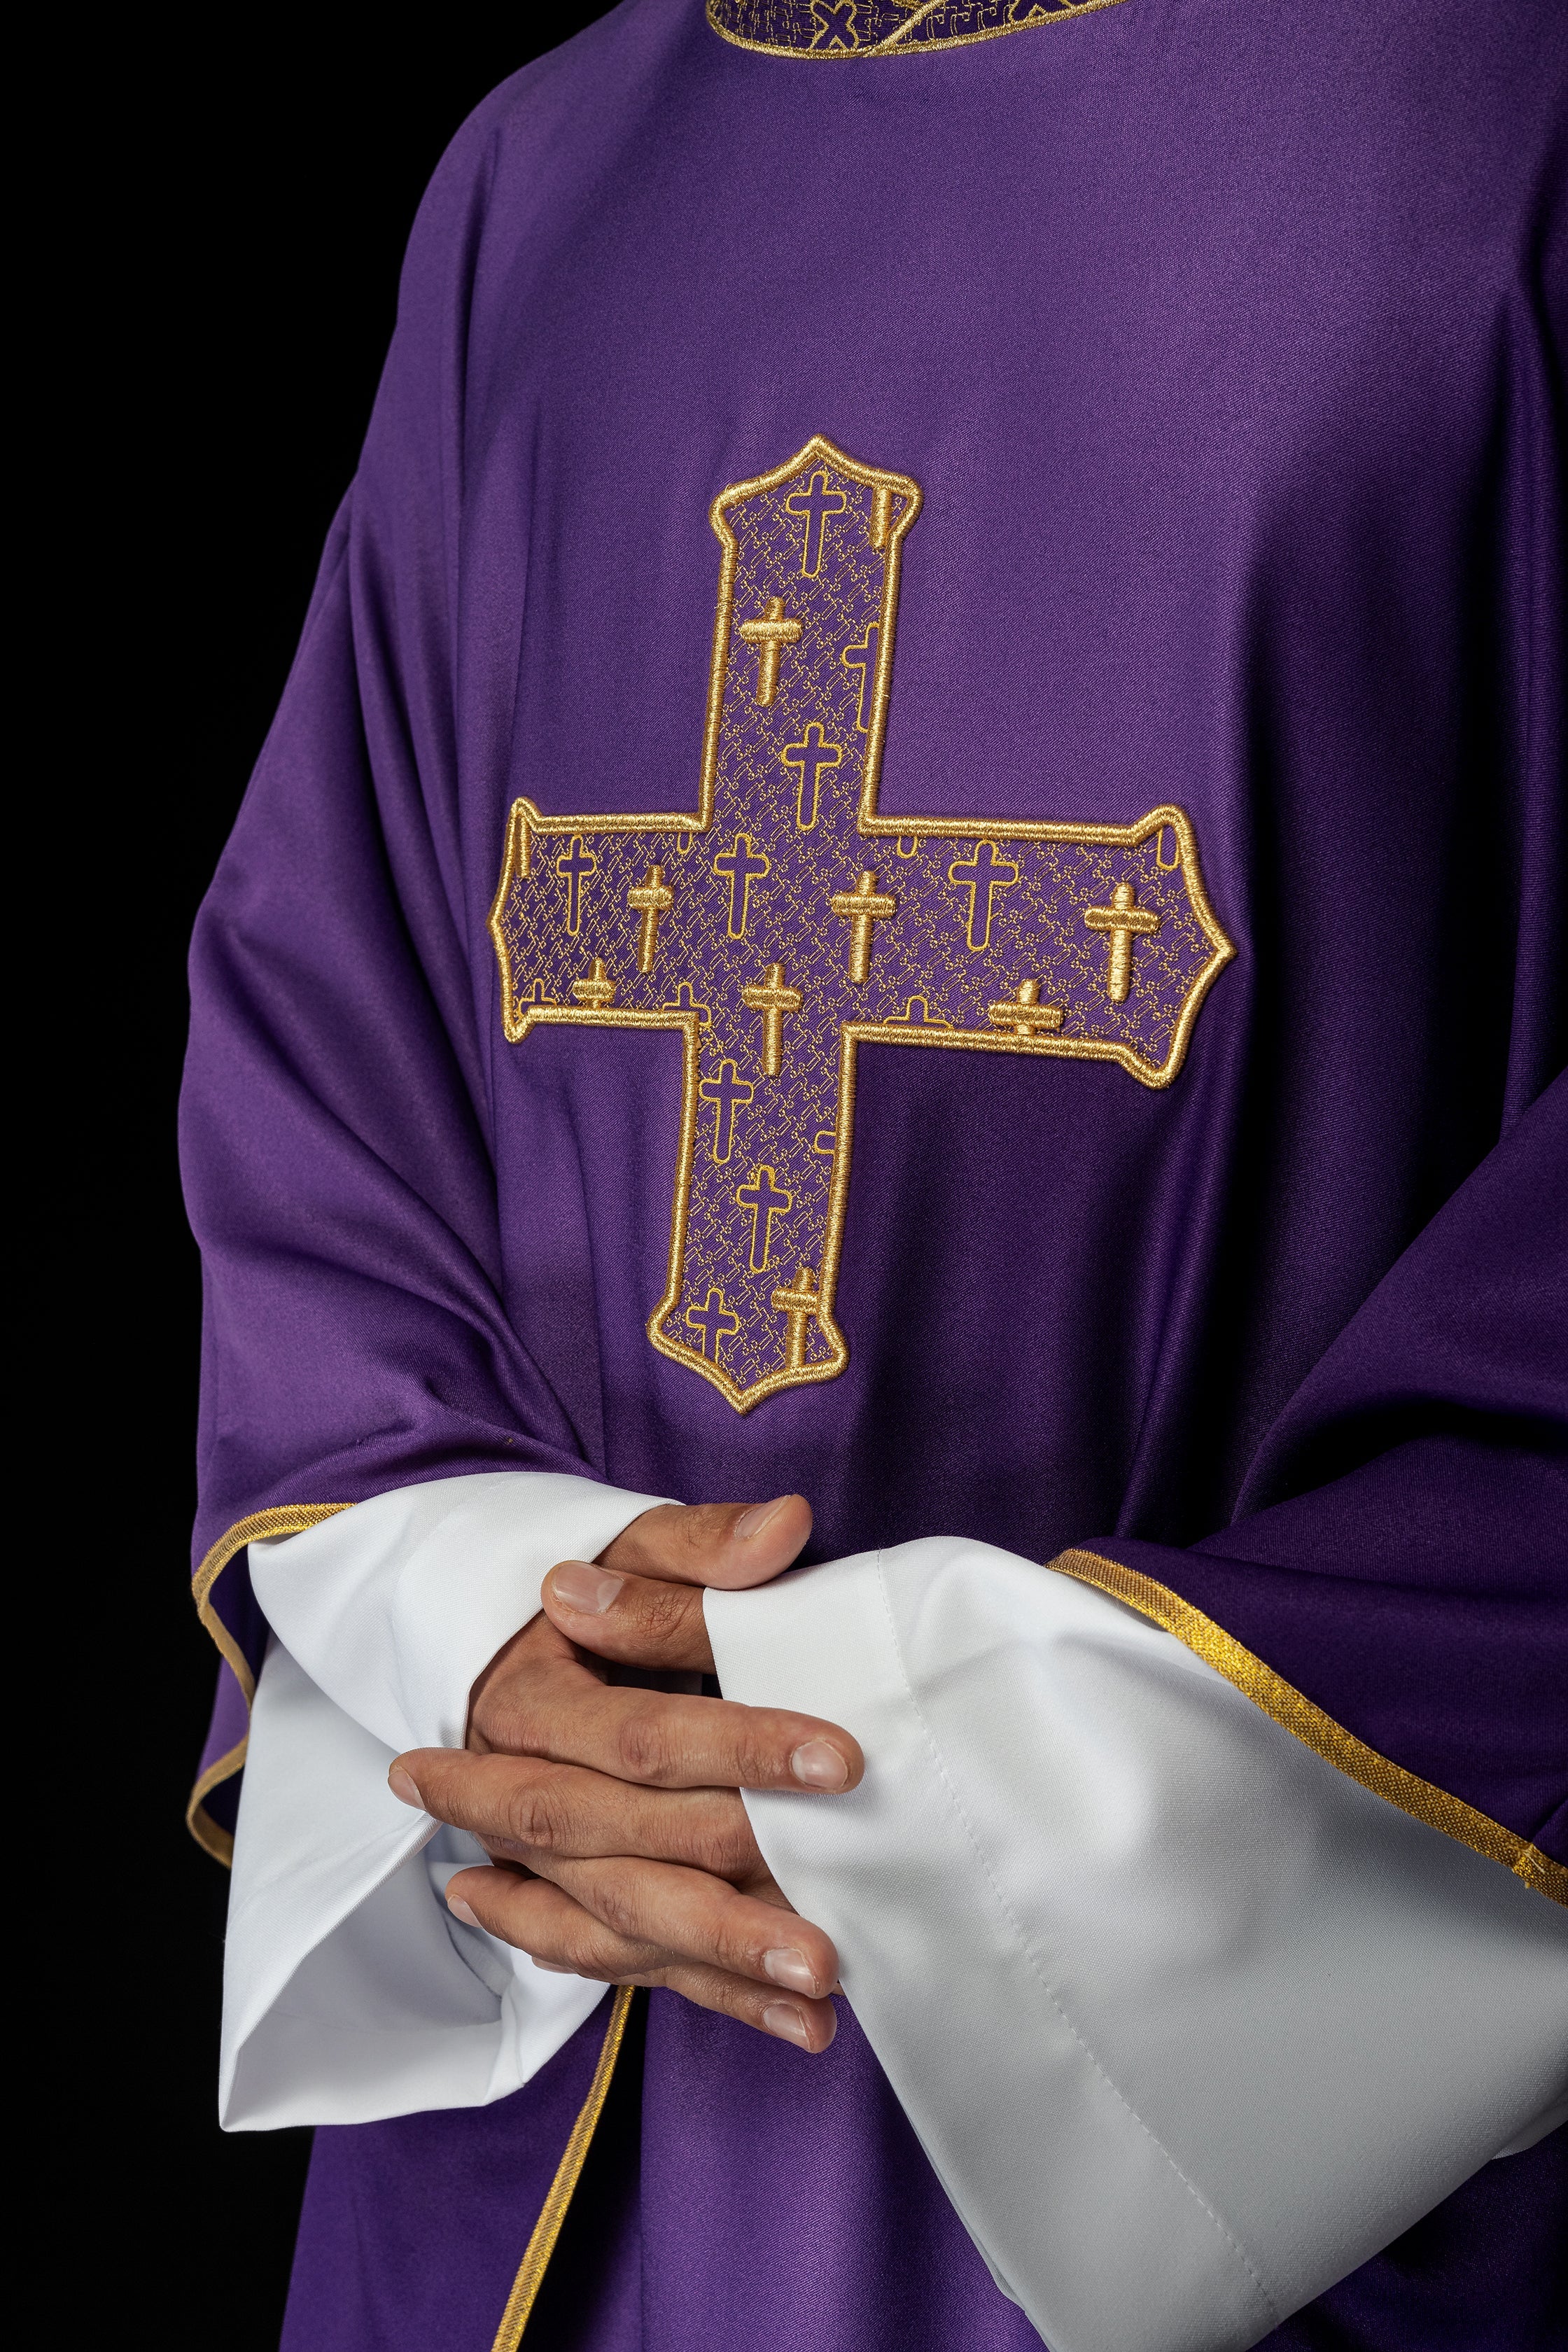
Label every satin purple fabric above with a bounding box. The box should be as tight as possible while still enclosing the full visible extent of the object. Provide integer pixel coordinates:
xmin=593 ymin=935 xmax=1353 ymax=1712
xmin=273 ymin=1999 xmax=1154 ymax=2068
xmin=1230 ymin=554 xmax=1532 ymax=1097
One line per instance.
xmin=182 ymin=0 xmax=1567 ymax=2340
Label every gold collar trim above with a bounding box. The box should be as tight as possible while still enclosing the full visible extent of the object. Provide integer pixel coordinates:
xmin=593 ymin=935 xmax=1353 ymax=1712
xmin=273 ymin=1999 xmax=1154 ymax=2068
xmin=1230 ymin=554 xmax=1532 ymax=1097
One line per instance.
xmin=707 ymin=0 xmax=1130 ymax=62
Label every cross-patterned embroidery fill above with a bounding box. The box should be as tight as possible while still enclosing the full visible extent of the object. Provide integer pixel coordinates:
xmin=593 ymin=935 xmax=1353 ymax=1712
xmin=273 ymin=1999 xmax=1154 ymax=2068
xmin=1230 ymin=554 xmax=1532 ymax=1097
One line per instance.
xmin=489 ymin=436 xmax=1234 ymax=1410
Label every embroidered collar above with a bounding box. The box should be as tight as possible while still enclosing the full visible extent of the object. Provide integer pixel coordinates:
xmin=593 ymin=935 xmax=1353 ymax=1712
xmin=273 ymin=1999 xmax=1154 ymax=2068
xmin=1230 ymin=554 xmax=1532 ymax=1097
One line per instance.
xmin=707 ymin=0 xmax=1127 ymax=60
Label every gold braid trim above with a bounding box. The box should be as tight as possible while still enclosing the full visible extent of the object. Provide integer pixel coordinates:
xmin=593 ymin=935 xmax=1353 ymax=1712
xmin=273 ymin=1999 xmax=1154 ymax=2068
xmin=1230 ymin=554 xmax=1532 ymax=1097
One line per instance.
xmin=489 ymin=1987 xmax=637 ymax=2351
xmin=186 ymin=1504 xmax=353 ymax=1863
xmin=1049 ymin=1549 xmax=1567 ymax=1909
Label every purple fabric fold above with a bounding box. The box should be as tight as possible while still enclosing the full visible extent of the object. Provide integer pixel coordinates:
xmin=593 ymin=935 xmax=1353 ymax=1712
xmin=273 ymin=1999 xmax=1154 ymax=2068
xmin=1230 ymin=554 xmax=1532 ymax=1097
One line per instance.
xmin=1081 ymin=1071 xmax=1568 ymax=1863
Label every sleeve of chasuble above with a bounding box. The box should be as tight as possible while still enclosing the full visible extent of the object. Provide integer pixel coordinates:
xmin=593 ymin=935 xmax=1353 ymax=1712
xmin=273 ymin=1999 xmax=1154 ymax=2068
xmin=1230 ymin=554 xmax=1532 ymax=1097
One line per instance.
xmin=706 ymin=1070 xmax=1568 ymax=2352
xmin=172 ymin=92 xmax=681 ymax=2119
xmin=176 ymin=85 xmax=608 ymax=1863
xmin=218 ymin=1474 xmax=666 ymax=2131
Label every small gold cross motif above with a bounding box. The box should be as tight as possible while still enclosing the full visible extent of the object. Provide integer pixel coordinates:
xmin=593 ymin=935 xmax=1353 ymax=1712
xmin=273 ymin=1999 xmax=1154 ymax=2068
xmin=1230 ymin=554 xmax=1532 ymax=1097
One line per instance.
xmin=830 ymin=870 xmax=897 ymax=982
xmin=1084 ymin=881 xmax=1161 ymax=1003
xmin=738 ymin=598 xmax=803 ymax=706
xmin=771 ymin=1262 xmax=820 ymax=1371
xmin=741 ymin=962 xmax=804 ymax=1076
xmin=986 ymin=979 xmax=1065 ymax=1037
xmin=626 ymin=864 xmax=673 ymax=972
xmin=571 ymin=958 xmax=616 ymax=1007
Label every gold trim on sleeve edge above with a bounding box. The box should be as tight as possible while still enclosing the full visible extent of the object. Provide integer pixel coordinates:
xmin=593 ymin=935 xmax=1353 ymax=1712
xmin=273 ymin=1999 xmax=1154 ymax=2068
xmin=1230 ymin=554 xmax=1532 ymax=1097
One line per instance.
xmin=185 ymin=1503 xmax=353 ymax=1865
xmin=489 ymin=1985 xmax=637 ymax=2351
xmin=1047 ymin=1548 xmax=1567 ymax=1907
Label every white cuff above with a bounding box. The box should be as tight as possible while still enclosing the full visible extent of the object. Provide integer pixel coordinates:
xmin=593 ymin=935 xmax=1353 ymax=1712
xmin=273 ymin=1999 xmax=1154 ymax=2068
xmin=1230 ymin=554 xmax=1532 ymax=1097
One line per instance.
xmin=248 ymin=1471 xmax=670 ymax=1754
xmin=706 ymin=1539 xmax=1568 ymax=2352
xmin=222 ymin=1471 xmax=667 ymax=2130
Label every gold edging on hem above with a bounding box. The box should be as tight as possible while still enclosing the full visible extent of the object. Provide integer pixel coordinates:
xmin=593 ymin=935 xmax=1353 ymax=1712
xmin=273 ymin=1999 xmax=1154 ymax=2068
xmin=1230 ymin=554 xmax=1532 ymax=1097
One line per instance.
xmin=185 ymin=1504 xmax=354 ymax=1864
xmin=706 ymin=0 xmax=1130 ymax=63
xmin=489 ymin=1986 xmax=637 ymax=2351
xmin=1048 ymin=1548 xmax=1568 ymax=1908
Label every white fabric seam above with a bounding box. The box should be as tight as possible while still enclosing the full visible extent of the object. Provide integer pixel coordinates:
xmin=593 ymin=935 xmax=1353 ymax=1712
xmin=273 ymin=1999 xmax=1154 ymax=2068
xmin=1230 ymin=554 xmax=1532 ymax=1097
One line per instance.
xmin=871 ymin=1550 xmax=1282 ymax=2330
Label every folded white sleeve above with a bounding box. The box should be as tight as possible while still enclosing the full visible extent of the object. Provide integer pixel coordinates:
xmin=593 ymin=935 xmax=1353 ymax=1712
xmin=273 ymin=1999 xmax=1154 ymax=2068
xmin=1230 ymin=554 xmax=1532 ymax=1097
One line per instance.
xmin=705 ymin=1539 xmax=1568 ymax=2352
xmin=222 ymin=1471 xmax=668 ymax=2132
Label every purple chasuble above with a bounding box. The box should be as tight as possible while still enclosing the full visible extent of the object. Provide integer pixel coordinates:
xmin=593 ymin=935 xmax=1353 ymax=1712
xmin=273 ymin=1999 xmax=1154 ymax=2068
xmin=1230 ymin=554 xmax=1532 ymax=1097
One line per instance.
xmin=181 ymin=0 xmax=1568 ymax=2344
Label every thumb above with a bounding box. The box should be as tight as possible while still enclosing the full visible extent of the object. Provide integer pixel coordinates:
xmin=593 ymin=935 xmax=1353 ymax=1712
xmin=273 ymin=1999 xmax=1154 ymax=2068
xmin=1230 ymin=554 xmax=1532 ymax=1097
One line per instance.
xmin=596 ymin=1496 xmax=811 ymax=1590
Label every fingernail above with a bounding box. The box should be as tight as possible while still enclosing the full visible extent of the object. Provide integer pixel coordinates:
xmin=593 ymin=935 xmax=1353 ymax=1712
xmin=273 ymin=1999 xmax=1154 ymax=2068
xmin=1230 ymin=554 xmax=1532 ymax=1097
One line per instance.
xmin=734 ymin=1497 xmax=790 ymax=1541
xmin=790 ymin=1740 xmax=849 ymax=1789
xmin=762 ymin=2001 xmax=812 ymax=2047
xmin=533 ymin=1959 xmax=572 ymax=1975
xmin=447 ymin=1895 xmax=479 ymax=1927
xmin=552 ymin=1560 xmax=625 ymax=1614
xmin=763 ymin=1947 xmax=818 ymax=1995
xmin=388 ymin=1765 xmax=424 ymax=1808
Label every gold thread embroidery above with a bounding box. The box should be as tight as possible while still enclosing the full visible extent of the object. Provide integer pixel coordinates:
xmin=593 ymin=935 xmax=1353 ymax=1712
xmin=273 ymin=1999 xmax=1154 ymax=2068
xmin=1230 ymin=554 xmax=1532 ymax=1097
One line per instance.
xmin=986 ymin=978 xmax=1063 ymax=1035
xmin=713 ymin=833 xmax=771 ymax=937
xmin=488 ymin=1986 xmax=637 ymax=2352
xmin=741 ymin=962 xmax=803 ymax=1074
xmin=1046 ymin=1548 xmax=1568 ymax=1910
xmin=946 ymin=840 xmax=1018 ymax=951
xmin=487 ymin=435 xmax=1236 ymax=1413
xmin=829 ymin=869 xmax=897 ymax=981
xmin=706 ymin=0 xmax=1132 ymax=62
xmin=698 ymin=1058 xmax=754 ymax=1161
xmin=627 ymin=865 xmax=673 ymax=972
xmin=555 ymin=837 xmax=596 ymax=935
xmin=771 ymin=1262 xmax=822 ymax=1368
xmin=783 ymin=720 xmax=844 ymax=832
xmin=571 ymin=958 xmax=617 ymax=1008
xmin=738 ymin=597 xmax=803 ymax=705
xmin=186 ymin=1503 xmax=353 ymax=1861
xmin=685 ymin=1284 xmax=741 ymax=1363
xmin=1084 ymin=880 xmax=1160 ymax=1003
xmin=736 ymin=1164 xmax=795 ymax=1270
xmin=841 ymin=626 xmax=879 ymax=732
xmin=785 ymin=468 xmax=849 ymax=568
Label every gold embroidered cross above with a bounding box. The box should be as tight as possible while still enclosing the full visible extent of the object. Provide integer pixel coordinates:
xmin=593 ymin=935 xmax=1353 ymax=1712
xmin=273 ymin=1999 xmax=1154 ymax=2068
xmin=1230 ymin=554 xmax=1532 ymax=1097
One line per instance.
xmin=987 ymin=979 xmax=1064 ymax=1037
xmin=830 ymin=869 xmax=897 ymax=981
xmin=741 ymin=962 xmax=803 ymax=1075
xmin=771 ymin=1263 xmax=821 ymax=1371
xmin=1084 ymin=881 xmax=1161 ymax=1003
xmin=626 ymin=865 xmax=673 ymax=971
xmin=738 ymin=598 xmax=803 ymax=706
xmin=570 ymin=957 xmax=615 ymax=1008
xmin=489 ymin=436 xmax=1234 ymax=1410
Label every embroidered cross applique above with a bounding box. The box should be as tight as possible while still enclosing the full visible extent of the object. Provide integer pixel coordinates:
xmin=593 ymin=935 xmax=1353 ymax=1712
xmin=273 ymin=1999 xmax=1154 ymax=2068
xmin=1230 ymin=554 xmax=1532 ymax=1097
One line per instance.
xmin=489 ymin=436 xmax=1233 ymax=1410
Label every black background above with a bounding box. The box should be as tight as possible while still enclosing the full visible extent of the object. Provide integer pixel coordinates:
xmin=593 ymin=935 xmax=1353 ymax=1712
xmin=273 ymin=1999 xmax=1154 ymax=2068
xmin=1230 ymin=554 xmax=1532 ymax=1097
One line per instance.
xmin=86 ymin=13 xmax=609 ymax=2340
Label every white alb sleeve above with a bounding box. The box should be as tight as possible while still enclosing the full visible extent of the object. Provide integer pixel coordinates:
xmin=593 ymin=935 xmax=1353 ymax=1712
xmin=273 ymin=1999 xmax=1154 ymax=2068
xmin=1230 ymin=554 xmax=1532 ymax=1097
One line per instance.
xmin=705 ymin=1539 xmax=1568 ymax=2352
xmin=222 ymin=1471 xmax=668 ymax=2132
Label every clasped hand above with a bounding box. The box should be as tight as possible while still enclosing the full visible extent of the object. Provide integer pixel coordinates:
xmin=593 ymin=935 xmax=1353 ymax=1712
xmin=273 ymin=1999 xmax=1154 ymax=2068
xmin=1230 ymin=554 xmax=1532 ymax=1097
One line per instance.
xmin=387 ymin=1497 xmax=860 ymax=2052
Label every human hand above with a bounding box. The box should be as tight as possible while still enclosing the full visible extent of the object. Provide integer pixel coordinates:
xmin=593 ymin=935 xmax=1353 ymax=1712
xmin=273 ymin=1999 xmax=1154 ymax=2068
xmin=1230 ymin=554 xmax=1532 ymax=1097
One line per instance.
xmin=389 ymin=1498 xmax=860 ymax=2050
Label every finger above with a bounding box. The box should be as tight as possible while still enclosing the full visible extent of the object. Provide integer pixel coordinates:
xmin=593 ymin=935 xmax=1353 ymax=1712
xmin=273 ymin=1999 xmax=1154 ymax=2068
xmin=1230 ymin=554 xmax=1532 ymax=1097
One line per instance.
xmin=445 ymin=1868 xmax=837 ymax=2051
xmin=598 ymin=1497 xmax=812 ymax=1590
xmin=468 ymin=1609 xmax=608 ymax=1755
xmin=388 ymin=1748 xmax=766 ymax=1877
xmin=532 ymin=1852 xmax=839 ymax=1996
xmin=661 ymin=1961 xmax=838 ymax=2052
xmin=543 ymin=1560 xmax=716 ymax=1672
xmin=456 ymin=1674 xmax=862 ymax=1793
